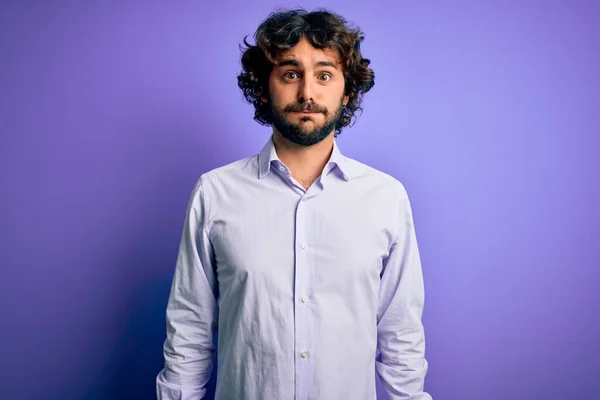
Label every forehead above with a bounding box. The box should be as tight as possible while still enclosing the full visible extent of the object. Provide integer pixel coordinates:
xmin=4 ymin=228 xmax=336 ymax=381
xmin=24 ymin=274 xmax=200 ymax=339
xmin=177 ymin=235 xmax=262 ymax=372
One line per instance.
xmin=274 ymin=37 xmax=342 ymax=67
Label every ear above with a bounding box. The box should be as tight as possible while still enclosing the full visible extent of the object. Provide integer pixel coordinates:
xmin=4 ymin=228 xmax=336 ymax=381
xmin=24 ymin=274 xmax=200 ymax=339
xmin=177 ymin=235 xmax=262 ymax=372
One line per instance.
xmin=343 ymin=95 xmax=350 ymax=106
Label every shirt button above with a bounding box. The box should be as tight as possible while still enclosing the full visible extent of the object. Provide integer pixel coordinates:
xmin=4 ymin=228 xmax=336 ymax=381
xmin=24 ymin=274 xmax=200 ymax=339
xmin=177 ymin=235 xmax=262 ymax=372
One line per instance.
xmin=301 ymin=351 xmax=309 ymax=358
xmin=301 ymin=243 xmax=308 ymax=250
xmin=301 ymin=296 xmax=308 ymax=303
xmin=278 ymin=165 xmax=285 ymax=172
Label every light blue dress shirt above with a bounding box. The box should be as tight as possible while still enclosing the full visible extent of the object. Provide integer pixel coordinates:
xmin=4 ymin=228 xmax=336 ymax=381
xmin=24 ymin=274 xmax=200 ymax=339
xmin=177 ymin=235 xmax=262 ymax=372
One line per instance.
xmin=156 ymin=135 xmax=431 ymax=399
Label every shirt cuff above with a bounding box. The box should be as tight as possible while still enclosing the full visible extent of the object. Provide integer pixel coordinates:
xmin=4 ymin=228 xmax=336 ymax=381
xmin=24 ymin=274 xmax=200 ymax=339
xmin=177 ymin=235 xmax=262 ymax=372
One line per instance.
xmin=156 ymin=369 xmax=206 ymax=400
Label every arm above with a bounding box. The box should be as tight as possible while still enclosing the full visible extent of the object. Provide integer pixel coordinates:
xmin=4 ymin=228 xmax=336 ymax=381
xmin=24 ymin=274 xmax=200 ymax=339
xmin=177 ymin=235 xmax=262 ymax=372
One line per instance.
xmin=375 ymin=190 xmax=432 ymax=400
xmin=156 ymin=177 xmax=219 ymax=400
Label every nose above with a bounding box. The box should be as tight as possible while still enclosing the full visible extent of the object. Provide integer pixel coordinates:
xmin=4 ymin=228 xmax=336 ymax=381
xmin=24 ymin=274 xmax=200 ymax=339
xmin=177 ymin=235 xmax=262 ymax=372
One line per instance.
xmin=298 ymin=77 xmax=315 ymax=103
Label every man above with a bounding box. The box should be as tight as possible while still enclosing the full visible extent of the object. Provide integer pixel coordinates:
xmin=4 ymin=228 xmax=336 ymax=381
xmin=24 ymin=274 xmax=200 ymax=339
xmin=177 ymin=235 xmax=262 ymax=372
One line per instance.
xmin=156 ymin=8 xmax=431 ymax=400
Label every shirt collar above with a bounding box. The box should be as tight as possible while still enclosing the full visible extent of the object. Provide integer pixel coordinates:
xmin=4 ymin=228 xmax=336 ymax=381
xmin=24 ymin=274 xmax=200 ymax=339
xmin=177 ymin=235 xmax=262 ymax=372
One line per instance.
xmin=258 ymin=134 xmax=359 ymax=181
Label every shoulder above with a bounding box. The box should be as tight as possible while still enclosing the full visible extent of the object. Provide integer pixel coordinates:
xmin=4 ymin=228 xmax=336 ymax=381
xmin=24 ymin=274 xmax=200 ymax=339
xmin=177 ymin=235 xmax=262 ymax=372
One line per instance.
xmin=196 ymin=155 xmax=258 ymax=188
xmin=344 ymin=156 xmax=410 ymax=202
xmin=183 ymin=154 xmax=257 ymax=209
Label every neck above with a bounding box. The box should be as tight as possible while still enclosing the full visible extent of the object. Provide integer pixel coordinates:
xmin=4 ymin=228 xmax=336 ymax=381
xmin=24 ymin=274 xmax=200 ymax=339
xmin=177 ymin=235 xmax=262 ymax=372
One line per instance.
xmin=272 ymin=130 xmax=334 ymax=186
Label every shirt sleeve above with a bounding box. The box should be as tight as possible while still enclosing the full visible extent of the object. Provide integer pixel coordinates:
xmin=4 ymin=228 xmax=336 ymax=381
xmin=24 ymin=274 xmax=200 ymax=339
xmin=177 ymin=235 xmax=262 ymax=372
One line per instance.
xmin=375 ymin=188 xmax=432 ymax=400
xmin=156 ymin=177 xmax=219 ymax=400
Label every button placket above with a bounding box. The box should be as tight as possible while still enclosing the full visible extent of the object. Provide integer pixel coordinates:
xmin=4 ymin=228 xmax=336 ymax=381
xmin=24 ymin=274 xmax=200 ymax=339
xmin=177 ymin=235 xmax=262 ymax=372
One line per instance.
xmin=293 ymin=197 xmax=315 ymax=394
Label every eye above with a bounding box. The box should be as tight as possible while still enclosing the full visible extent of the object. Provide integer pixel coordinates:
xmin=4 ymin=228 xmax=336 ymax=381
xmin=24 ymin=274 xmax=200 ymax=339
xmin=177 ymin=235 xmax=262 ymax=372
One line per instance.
xmin=283 ymin=71 xmax=299 ymax=79
xmin=318 ymin=73 xmax=332 ymax=81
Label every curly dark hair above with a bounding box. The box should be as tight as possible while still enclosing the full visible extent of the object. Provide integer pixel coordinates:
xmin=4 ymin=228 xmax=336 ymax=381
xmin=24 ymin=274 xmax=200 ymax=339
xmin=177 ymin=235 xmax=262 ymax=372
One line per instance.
xmin=237 ymin=8 xmax=375 ymax=137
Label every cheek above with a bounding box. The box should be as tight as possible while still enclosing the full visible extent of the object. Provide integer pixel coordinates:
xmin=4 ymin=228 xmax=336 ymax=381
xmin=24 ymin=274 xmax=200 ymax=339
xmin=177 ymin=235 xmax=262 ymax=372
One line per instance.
xmin=324 ymin=85 xmax=345 ymax=103
xmin=266 ymin=75 xmax=282 ymax=102
xmin=268 ymin=85 xmax=289 ymax=107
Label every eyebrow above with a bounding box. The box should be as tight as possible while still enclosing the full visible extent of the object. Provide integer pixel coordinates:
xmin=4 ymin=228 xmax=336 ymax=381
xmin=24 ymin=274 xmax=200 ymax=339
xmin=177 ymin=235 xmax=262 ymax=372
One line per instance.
xmin=276 ymin=59 xmax=338 ymax=69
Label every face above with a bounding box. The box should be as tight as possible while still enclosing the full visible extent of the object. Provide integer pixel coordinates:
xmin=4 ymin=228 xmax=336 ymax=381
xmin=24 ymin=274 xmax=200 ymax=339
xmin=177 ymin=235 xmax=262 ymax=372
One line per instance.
xmin=263 ymin=36 xmax=349 ymax=146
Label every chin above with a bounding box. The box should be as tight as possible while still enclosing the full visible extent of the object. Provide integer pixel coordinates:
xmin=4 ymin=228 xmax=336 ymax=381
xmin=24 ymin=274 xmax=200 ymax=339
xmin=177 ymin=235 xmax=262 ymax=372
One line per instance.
xmin=299 ymin=123 xmax=323 ymax=132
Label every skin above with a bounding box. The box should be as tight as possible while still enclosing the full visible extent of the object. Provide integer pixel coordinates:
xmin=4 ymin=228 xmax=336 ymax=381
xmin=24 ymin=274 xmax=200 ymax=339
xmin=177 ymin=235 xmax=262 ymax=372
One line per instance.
xmin=261 ymin=36 xmax=350 ymax=190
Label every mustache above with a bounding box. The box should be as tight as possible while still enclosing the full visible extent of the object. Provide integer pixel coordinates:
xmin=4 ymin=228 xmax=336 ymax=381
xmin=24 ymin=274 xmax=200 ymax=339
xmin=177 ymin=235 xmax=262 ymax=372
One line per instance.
xmin=284 ymin=103 xmax=328 ymax=114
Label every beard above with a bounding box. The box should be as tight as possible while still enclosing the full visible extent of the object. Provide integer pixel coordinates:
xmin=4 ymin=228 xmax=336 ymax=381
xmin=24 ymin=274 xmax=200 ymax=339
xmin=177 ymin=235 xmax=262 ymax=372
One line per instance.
xmin=267 ymin=97 xmax=345 ymax=146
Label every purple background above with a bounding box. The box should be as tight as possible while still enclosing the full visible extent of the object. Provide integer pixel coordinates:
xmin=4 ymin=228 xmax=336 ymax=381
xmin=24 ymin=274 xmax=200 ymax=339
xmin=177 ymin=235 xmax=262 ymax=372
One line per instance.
xmin=1 ymin=1 xmax=599 ymax=399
